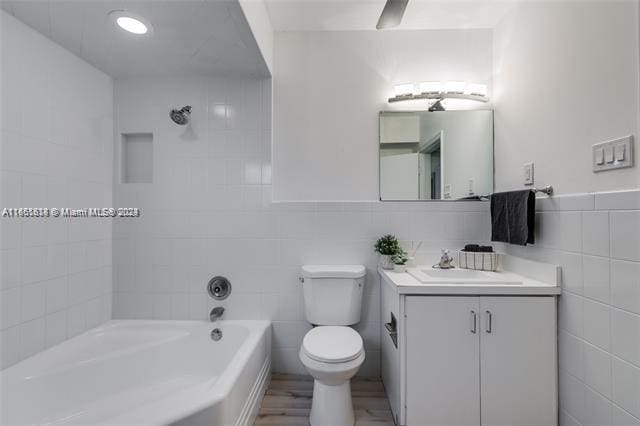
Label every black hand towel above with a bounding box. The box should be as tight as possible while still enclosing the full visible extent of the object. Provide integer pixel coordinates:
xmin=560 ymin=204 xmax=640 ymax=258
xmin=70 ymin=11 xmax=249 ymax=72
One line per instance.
xmin=490 ymin=190 xmax=535 ymax=246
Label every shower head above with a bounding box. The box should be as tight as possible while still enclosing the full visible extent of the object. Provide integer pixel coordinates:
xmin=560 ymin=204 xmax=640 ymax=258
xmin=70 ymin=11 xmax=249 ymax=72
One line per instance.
xmin=170 ymin=106 xmax=191 ymax=125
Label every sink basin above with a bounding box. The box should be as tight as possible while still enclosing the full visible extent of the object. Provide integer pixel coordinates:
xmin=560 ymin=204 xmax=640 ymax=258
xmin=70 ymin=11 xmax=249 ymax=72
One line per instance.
xmin=422 ymin=269 xmax=488 ymax=279
xmin=407 ymin=267 xmax=522 ymax=285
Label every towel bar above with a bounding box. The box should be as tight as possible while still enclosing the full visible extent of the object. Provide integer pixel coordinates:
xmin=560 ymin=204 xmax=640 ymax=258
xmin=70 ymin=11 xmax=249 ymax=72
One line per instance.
xmin=532 ymin=185 xmax=553 ymax=196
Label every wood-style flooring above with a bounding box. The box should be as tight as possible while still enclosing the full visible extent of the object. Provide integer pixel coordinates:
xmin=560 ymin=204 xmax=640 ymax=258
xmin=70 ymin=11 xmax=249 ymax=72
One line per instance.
xmin=254 ymin=373 xmax=395 ymax=426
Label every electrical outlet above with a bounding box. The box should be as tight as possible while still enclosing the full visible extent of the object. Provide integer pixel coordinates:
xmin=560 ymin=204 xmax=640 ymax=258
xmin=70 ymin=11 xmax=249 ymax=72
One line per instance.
xmin=523 ymin=162 xmax=534 ymax=186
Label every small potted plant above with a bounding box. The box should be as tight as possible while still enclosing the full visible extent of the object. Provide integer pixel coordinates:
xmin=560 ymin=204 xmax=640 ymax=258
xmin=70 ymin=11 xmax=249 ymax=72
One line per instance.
xmin=374 ymin=234 xmax=401 ymax=270
xmin=392 ymin=249 xmax=409 ymax=272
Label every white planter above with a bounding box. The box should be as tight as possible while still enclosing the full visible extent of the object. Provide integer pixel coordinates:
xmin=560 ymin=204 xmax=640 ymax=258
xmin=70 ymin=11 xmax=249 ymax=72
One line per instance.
xmin=379 ymin=255 xmax=395 ymax=270
xmin=393 ymin=264 xmax=407 ymax=273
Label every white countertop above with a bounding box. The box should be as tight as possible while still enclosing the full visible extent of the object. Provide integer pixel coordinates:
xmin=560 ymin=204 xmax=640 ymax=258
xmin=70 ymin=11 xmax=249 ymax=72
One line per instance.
xmin=379 ymin=256 xmax=562 ymax=296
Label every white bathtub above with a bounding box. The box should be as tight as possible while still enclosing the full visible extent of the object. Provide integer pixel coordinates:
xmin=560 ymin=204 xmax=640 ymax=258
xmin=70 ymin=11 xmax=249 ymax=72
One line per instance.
xmin=1 ymin=320 xmax=271 ymax=426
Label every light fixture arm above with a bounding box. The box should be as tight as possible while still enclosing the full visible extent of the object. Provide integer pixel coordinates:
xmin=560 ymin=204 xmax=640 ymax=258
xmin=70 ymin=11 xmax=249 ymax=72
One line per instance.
xmin=428 ymin=99 xmax=446 ymax=112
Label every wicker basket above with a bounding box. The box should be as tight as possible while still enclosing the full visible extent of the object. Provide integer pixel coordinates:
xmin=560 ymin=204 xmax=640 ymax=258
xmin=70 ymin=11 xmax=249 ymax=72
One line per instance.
xmin=458 ymin=251 xmax=499 ymax=271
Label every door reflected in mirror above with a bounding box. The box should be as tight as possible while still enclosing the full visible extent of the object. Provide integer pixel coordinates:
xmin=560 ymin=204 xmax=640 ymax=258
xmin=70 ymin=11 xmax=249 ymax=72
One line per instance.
xmin=379 ymin=110 xmax=494 ymax=201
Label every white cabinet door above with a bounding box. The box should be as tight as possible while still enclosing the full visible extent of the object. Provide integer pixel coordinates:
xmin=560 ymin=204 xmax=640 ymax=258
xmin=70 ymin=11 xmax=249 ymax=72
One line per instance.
xmin=479 ymin=297 xmax=557 ymax=426
xmin=405 ymin=297 xmax=480 ymax=426
xmin=380 ymin=153 xmax=419 ymax=200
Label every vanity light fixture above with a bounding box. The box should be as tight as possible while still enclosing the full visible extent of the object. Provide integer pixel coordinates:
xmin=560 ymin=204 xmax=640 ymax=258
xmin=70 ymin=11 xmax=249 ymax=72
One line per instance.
xmin=418 ymin=81 xmax=441 ymax=95
xmin=109 ymin=10 xmax=153 ymax=35
xmin=466 ymin=83 xmax=488 ymax=97
xmin=444 ymin=81 xmax=466 ymax=94
xmin=389 ymin=81 xmax=490 ymax=106
xmin=393 ymin=83 xmax=415 ymax=101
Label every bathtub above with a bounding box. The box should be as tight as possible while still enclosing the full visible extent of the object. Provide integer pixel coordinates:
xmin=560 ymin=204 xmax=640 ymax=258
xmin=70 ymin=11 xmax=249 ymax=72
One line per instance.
xmin=1 ymin=320 xmax=271 ymax=426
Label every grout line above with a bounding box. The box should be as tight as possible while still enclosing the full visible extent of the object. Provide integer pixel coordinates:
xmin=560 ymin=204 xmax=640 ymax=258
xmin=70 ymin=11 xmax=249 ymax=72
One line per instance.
xmin=561 ymin=287 xmax=640 ymax=318
xmin=560 ymin=365 xmax=640 ymax=423
xmin=559 ymin=327 xmax=640 ymax=370
xmin=559 ymin=408 xmax=583 ymax=426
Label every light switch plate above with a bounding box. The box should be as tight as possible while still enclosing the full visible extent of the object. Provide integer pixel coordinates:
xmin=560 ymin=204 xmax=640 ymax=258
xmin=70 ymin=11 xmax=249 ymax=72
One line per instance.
xmin=593 ymin=135 xmax=634 ymax=172
xmin=523 ymin=162 xmax=534 ymax=185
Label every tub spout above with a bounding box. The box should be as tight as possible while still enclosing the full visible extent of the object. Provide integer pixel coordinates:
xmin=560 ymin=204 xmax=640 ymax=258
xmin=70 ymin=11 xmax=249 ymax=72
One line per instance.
xmin=209 ymin=306 xmax=225 ymax=322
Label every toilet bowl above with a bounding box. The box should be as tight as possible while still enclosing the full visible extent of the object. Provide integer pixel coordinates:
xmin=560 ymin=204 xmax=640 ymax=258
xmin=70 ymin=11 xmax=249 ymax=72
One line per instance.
xmin=299 ymin=325 xmax=365 ymax=426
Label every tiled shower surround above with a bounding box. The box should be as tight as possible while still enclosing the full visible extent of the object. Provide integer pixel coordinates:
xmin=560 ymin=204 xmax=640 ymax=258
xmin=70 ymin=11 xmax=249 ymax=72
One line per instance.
xmin=497 ymin=190 xmax=640 ymax=426
xmin=112 ymin=76 xmax=491 ymax=377
xmin=0 ymin=12 xmax=113 ymax=369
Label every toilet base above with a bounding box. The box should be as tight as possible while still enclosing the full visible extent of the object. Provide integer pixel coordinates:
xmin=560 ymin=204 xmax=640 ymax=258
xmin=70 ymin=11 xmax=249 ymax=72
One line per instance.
xmin=310 ymin=380 xmax=354 ymax=426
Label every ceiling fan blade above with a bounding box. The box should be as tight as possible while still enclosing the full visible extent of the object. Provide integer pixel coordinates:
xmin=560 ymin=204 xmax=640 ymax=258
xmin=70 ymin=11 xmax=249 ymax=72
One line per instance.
xmin=376 ymin=0 xmax=409 ymax=30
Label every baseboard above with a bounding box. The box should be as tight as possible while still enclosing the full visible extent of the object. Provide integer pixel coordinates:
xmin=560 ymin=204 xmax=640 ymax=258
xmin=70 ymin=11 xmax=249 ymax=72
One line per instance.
xmin=236 ymin=357 xmax=271 ymax=426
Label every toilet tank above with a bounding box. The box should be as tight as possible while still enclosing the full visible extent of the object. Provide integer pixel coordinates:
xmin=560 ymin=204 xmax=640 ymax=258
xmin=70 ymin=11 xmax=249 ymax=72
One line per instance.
xmin=300 ymin=265 xmax=366 ymax=326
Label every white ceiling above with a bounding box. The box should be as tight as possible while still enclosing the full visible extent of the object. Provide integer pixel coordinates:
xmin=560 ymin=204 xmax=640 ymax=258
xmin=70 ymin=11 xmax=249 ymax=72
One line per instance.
xmin=0 ymin=0 xmax=270 ymax=78
xmin=264 ymin=0 xmax=516 ymax=31
xmin=2 ymin=0 xmax=516 ymax=78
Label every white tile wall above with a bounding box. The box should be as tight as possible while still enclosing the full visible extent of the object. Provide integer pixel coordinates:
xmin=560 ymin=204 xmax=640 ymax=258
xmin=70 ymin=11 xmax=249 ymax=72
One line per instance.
xmin=0 ymin=11 xmax=113 ymax=369
xmin=498 ymin=190 xmax=640 ymax=426
xmin=112 ymin=76 xmax=491 ymax=377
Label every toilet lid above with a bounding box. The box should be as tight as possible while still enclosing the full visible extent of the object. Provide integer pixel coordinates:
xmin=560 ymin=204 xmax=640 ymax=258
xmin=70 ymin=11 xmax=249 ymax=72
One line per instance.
xmin=302 ymin=326 xmax=363 ymax=363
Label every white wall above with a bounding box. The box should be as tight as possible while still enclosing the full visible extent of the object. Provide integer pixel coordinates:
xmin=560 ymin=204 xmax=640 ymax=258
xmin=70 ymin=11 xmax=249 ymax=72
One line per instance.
xmin=493 ymin=0 xmax=640 ymax=195
xmin=111 ymin=76 xmax=491 ymax=377
xmin=0 ymin=11 xmax=113 ymax=369
xmin=495 ymin=190 xmax=640 ymax=426
xmin=273 ymin=29 xmax=493 ymax=201
xmin=239 ymin=0 xmax=274 ymax=75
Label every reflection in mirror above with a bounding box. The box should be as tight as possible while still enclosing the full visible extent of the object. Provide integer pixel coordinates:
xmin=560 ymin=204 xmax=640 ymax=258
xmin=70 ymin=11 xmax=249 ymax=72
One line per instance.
xmin=379 ymin=110 xmax=494 ymax=201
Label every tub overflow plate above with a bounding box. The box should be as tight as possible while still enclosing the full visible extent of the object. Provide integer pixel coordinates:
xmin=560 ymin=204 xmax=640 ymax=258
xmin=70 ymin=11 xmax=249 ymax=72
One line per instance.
xmin=207 ymin=276 xmax=231 ymax=300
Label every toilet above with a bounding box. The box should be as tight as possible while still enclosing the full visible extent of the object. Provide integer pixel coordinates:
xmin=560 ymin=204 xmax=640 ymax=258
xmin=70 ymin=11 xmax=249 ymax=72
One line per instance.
xmin=299 ymin=265 xmax=366 ymax=426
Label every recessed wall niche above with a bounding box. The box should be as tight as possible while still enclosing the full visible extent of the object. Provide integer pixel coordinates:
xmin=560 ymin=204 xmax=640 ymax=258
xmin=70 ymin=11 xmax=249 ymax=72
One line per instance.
xmin=120 ymin=133 xmax=153 ymax=183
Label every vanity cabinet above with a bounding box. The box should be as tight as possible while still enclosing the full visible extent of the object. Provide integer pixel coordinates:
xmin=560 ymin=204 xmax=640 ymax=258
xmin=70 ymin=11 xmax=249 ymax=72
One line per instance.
xmin=379 ymin=268 xmax=559 ymax=426
xmin=404 ymin=296 xmax=557 ymax=426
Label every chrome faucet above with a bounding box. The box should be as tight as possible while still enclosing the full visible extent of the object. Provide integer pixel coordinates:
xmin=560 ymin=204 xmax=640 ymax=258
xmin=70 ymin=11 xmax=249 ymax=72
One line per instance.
xmin=434 ymin=249 xmax=455 ymax=269
xmin=209 ymin=306 xmax=225 ymax=322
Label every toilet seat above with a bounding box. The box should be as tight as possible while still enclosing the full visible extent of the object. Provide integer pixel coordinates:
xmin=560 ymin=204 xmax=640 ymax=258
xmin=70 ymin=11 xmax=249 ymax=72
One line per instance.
xmin=302 ymin=326 xmax=363 ymax=364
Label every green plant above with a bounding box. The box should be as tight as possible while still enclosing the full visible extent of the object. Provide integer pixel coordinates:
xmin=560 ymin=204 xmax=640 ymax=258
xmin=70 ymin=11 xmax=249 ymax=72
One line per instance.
xmin=392 ymin=249 xmax=409 ymax=265
xmin=374 ymin=234 xmax=401 ymax=256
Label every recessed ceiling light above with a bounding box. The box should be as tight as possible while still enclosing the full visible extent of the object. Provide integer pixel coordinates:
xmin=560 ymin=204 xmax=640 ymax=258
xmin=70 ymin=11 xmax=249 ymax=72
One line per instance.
xmin=109 ymin=10 xmax=153 ymax=35
xmin=117 ymin=16 xmax=147 ymax=34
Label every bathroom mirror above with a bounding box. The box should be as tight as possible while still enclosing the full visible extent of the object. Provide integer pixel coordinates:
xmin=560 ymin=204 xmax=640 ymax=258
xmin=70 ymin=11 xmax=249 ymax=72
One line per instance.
xmin=379 ymin=110 xmax=494 ymax=201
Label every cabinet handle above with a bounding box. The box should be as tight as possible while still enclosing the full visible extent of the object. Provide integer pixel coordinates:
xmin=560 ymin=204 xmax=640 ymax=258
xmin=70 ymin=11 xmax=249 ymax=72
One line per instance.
xmin=470 ymin=310 xmax=477 ymax=334
xmin=485 ymin=310 xmax=492 ymax=333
